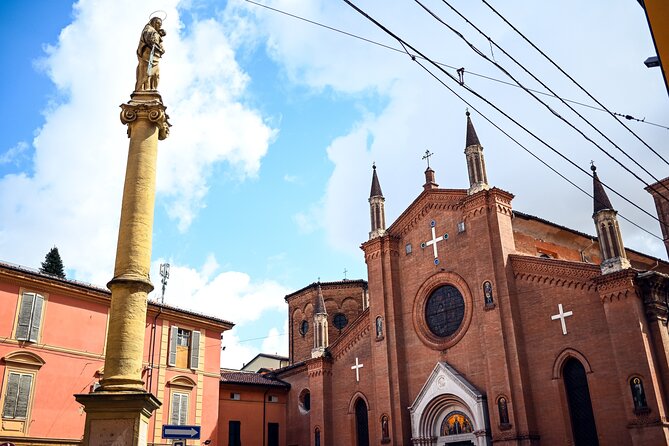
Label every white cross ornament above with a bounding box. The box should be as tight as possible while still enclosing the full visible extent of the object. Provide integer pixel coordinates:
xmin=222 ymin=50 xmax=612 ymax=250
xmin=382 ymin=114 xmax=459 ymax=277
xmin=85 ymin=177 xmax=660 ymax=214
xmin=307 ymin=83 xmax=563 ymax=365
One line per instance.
xmin=551 ymin=303 xmax=573 ymax=335
xmin=421 ymin=220 xmax=448 ymax=265
xmin=351 ymin=357 xmax=364 ymax=382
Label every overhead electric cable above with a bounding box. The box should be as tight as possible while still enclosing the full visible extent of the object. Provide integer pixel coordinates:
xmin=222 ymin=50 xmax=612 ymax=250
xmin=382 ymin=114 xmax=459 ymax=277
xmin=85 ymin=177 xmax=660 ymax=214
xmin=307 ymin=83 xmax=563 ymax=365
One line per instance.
xmin=341 ymin=0 xmax=663 ymax=227
xmin=414 ymin=0 xmax=669 ymax=204
xmin=242 ymin=0 xmax=669 ymax=130
xmin=481 ymin=0 xmax=669 ymax=165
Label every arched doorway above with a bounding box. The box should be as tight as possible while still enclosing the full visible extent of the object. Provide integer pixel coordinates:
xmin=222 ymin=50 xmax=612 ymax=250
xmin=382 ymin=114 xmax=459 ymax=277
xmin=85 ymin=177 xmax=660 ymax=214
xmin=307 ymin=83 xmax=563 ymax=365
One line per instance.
xmin=563 ymin=358 xmax=599 ymax=445
xmin=355 ymin=398 xmax=370 ymax=446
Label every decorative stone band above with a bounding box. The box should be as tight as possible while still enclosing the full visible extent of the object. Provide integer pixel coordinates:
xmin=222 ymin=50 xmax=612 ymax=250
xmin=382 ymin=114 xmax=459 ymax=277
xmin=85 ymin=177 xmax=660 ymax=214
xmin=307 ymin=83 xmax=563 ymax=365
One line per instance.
xmin=592 ymin=268 xmax=638 ymax=303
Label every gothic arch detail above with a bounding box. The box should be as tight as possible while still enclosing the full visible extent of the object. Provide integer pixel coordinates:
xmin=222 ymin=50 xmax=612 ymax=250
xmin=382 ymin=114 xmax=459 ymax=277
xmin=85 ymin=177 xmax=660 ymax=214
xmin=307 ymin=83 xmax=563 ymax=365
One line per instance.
xmin=552 ymin=348 xmax=593 ymax=379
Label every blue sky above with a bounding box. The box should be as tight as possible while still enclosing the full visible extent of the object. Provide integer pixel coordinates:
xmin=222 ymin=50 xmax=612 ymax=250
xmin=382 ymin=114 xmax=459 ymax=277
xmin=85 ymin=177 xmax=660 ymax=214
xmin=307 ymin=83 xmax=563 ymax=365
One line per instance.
xmin=1 ymin=0 xmax=667 ymax=367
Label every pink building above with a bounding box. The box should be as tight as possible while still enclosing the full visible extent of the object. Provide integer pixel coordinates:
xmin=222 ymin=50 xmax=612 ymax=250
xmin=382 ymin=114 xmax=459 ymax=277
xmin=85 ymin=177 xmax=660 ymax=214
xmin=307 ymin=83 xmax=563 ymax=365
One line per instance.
xmin=0 ymin=261 xmax=233 ymax=446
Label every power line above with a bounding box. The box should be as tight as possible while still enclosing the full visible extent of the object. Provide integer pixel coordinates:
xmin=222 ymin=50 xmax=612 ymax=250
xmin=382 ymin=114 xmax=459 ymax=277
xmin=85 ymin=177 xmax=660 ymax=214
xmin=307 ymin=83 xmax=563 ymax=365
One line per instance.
xmin=241 ymin=0 xmax=669 ymax=130
xmin=415 ymin=0 xmax=669 ymax=205
xmin=340 ymin=0 xmax=664 ymax=229
xmin=481 ymin=0 xmax=669 ymax=165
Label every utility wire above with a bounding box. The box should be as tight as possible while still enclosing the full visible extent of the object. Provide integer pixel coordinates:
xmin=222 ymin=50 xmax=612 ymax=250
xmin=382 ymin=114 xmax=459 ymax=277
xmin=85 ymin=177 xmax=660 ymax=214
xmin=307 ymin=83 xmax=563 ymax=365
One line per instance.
xmin=341 ymin=0 xmax=663 ymax=228
xmin=415 ymin=0 xmax=669 ymax=205
xmin=242 ymin=0 xmax=668 ymax=130
xmin=481 ymin=0 xmax=669 ymax=165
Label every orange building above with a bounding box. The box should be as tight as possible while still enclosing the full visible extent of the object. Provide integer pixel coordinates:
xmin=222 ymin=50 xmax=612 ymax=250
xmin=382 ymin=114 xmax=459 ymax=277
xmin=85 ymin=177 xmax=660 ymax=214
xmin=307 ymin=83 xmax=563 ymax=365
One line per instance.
xmin=0 ymin=261 xmax=233 ymax=446
xmin=219 ymin=371 xmax=289 ymax=446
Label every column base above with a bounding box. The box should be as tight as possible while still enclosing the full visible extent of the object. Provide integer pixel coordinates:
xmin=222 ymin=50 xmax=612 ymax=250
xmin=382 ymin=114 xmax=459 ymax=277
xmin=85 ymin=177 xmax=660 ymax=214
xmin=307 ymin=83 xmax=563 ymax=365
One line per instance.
xmin=75 ymin=391 xmax=161 ymax=446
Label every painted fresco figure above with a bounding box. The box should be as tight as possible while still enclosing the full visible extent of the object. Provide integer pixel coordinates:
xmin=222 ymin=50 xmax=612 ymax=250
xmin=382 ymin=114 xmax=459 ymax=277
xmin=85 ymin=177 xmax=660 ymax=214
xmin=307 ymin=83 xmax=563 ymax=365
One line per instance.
xmin=498 ymin=397 xmax=510 ymax=424
xmin=484 ymin=281 xmax=494 ymax=306
xmin=381 ymin=415 xmax=389 ymax=439
xmin=376 ymin=316 xmax=383 ymax=338
xmin=631 ymin=377 xmax=648 ymax=410
xmin=135 ymin=17 xmax=166 ymax=91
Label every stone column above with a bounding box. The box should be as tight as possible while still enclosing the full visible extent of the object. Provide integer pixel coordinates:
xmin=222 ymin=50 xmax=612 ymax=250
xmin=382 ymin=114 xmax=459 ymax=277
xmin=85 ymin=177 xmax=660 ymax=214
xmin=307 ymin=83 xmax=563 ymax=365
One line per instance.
xmin=75 ymin=90 xmax=169 ymax=446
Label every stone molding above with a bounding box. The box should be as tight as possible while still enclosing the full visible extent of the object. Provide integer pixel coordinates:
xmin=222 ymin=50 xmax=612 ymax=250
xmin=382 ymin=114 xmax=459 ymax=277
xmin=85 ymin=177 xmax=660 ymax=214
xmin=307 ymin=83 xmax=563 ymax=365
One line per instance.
xmin=306 ymin=357 xmax=332 ymax=377
xmin=387 ymin=190 xmax=467 ymax=238
xmin=120 ymin=92 xmax=171 ymax=140
xmin=593 ymin=269 xmax=638 ymax=303
xmin=510 ymin=255 xmax=599 ymax=291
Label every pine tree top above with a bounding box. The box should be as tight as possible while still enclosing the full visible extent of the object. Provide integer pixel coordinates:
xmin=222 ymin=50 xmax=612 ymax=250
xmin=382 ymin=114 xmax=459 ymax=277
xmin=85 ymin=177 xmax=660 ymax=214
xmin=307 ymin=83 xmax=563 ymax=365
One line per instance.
xmin=40 ymin=246 xmax=66 ymax=279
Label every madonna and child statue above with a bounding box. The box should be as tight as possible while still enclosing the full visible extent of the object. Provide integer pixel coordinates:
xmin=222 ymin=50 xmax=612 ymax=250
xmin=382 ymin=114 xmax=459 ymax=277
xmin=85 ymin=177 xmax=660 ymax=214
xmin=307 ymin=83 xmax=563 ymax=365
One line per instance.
xmin=135 ymin=15 xmax=166 ymax=91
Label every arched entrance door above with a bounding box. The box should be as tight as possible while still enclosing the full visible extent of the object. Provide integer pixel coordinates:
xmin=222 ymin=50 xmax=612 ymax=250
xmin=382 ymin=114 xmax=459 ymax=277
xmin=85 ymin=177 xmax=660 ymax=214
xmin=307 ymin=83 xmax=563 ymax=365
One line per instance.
xmin=564 ymin=358 xmax=599 ymax=445
xmin=355 ymin=398 xmax=370 ymax=446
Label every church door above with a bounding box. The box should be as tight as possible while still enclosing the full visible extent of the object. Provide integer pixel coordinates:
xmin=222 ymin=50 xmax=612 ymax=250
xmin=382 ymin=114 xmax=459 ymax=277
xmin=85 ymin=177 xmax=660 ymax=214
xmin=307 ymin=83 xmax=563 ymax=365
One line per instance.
xmin=564 ymin=358 xmax=599 ymax=445
xmin=355 ymin=398 xmax=370 ymax=446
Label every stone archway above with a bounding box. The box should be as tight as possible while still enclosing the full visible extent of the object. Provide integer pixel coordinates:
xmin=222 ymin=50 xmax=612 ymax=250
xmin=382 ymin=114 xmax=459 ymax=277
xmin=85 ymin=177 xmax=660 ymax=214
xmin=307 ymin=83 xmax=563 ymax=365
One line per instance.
xmin=409 ymin=362 xmax=490 ymax=446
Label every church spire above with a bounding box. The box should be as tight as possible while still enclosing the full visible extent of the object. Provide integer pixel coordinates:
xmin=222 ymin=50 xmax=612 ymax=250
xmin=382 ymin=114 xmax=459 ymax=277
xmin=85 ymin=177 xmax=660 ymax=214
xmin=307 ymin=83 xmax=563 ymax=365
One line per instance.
xmin=312 ymin=282 xmax=329 ymax=358
xmin=591 ymin=164 xmax=630 ymax=274
xmin=464 ymin=111 xmax=489 ymax=195
xmin=369 ymin=163 xmax=386 ymax=239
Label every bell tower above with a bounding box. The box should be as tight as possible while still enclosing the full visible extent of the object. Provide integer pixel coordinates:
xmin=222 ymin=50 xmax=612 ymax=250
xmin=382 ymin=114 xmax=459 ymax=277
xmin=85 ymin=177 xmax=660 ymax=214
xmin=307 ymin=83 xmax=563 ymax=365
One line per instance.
xmin=464 ymin=111 xmax=489 ymax=195
xmin=369 ymin=163 xmax=386 ymax=239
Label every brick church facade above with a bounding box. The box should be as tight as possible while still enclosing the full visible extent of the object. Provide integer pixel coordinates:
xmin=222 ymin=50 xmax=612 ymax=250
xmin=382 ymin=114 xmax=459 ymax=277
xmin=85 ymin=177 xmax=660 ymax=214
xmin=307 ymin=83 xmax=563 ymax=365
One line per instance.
xmin=273 ymin=113 xmax=669 ymax=445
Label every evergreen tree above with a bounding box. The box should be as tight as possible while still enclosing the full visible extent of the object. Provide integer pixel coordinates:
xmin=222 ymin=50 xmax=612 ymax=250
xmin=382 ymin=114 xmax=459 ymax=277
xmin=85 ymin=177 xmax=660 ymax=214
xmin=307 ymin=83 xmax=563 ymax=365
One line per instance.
xmin=40 ymin=246 xmax=66 ymax=279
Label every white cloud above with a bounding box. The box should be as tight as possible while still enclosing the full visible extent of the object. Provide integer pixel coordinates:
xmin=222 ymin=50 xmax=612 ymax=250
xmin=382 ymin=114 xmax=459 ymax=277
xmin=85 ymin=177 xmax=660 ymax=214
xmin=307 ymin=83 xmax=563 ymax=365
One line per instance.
xmin=292 ymin=200 xmax=324 ymax=234
xmin=0 ymin=141 xmax=29 ymax=165
xmin=0 ymin=0 xmax=274 ymax=282
xmin=149 ymin=256 xmax=290 ymax=368
xmin=283 ymin=174 xmax=298 ymax=183
xmin=261 ymin=322 xmax=289 ymax=356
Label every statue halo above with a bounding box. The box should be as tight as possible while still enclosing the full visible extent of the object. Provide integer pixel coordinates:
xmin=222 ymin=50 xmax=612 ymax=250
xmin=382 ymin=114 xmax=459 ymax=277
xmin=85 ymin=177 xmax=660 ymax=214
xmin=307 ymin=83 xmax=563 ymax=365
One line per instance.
xmin=149 ymin=10 xmax=168 ymax=22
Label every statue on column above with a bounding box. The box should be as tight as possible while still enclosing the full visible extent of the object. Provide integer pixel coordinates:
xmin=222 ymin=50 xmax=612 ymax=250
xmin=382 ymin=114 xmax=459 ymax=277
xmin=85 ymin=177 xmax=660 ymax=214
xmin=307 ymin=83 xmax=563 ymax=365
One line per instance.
xmin=135 ymin=16 xmax=166 ymax=91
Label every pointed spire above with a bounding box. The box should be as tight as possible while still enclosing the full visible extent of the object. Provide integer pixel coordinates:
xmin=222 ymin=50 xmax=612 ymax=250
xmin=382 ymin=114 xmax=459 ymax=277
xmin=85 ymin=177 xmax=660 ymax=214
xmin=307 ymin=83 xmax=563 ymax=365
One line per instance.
xmin=591 ymin=164 xmax=630 ymax=274
xmin=369 ymin=164 xmax=387 ymax=239
xmin=465 ymin=110 xmax=480 ymax=147
xmin=314 ymin=282 xmax=327 ymax=315
xmin=370 ymin=162 xmax=383 ymax=197
xmin=591 ymin=164 xmax=613 ymax=213
xmin=464 ymin=111 xmax=489 ymax=195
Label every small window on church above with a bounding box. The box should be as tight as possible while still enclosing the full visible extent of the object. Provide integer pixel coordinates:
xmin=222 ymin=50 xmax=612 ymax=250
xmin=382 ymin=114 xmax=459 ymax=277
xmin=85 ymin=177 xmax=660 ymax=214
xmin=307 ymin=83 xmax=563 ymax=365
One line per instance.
xmin=457 ymin=222 xmax=466 ymax=233
xmin=333 ymin=313 xmax=348 ymax=330
xmin=299 ymin=389 xmax=311 ymax=413
xmin=299 ymin=320 xmax=308 ymax=337
xmin=405 ymin=243 xmax=412 ymax=255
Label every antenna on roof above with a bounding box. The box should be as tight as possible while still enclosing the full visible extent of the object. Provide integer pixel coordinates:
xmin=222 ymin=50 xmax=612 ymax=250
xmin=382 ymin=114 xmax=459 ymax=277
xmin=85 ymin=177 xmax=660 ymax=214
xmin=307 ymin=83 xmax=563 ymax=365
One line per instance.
xmin=159 ymin=263 xmax=170 ymax=303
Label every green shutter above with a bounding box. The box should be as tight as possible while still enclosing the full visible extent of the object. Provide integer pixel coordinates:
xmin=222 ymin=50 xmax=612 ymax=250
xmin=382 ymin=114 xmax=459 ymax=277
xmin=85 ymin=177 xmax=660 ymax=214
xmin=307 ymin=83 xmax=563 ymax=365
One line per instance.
xmin=15 ymin=374 xmax=32 ymax=418
xmin=168 ymin=326 xmax=178 ymax=367
xmin=190 ymin=331 xmax=200 ymax=369
xmin=16 ymin=293 xmax=35 ymax=341
xmin=2 ymin=372 xmax=20 ymax=418
xmin=170 ymin=393 xmax=181 ymax=425
xmin=179 ymin=393 xmax=189 ymax=425
xmin=29 ymin=294 xmax=44 ymax=343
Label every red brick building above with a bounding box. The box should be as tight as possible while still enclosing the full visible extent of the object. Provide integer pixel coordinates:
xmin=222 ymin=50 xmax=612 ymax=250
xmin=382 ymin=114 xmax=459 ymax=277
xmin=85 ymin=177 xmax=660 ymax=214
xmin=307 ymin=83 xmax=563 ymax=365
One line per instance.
xmin=275 ymin=112 xmax=669 ymax=445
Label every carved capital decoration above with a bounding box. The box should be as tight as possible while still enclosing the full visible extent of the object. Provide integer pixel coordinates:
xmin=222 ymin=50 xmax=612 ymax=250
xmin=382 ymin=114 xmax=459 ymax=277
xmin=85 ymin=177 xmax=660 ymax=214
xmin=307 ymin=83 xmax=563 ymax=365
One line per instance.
xmin=120 ymin=93 xmax=171 ymax=140
xmin=593 ymin=269 xmax=638 ymax=303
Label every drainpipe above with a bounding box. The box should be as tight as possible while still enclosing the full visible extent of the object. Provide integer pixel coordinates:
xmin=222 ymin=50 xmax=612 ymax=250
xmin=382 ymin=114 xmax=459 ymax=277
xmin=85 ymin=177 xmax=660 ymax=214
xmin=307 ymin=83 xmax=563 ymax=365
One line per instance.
xmin=148 ymin=306 xmax=162 ymax=393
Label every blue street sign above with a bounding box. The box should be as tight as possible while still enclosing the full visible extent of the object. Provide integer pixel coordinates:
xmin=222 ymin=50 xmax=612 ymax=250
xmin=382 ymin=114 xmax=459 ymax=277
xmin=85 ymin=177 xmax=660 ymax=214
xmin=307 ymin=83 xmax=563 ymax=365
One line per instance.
xmin=162 ymin=425 xmax=201 ymax=439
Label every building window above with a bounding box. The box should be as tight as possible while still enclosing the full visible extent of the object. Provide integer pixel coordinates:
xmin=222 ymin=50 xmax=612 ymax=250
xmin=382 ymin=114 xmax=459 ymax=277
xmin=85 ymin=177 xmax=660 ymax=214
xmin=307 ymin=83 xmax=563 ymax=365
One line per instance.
xmin=299 ymin=389 xmax=311 ymax=413
xmin=170 ymin=392 xmax=189 ymax=425
xmin=314 ymin=427 xmax=321 ymax=446
xmin=268 ymin=422 xmax=279 ymax=446
xmin=268 ymin=395 xmax=279 ymax=403
xmin=299 ymin=320 xmax=309 ymax=336
xmin=405 ymin=243 xmax=412 ymax=255
xmin=424 ymin=285 xmax=465 ymax=338
xmin=333 ymin=313 xmax=348 ymax=330
xmin=168 ymin=326 xmax=200 ymax=369
xmin=229 ymin=420 xmax=241 ymax=446
xmin=2 ymin=371 xmax=33 ymax=419
xmin=15 ymin=292 xmax=45 ymax=343
xmin=230 ymin=392 xmax=240 ymax=400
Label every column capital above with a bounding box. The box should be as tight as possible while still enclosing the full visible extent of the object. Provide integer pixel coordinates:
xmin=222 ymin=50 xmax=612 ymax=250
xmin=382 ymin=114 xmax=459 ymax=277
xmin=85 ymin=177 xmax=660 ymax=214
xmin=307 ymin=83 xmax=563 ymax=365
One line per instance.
xmin=120 ymin=91 xmax=171 ymax=140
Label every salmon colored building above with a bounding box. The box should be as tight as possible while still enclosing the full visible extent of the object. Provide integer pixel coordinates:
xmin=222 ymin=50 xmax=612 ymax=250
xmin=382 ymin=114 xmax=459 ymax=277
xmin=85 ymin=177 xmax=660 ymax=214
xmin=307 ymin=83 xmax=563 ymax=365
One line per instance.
xmin=218 ymin=371 xmax=289 ymax=446
xmin=273 ymin=113 xmax=669 ymax=445
xmin=0 ymin=261 xmax=233 ymax=446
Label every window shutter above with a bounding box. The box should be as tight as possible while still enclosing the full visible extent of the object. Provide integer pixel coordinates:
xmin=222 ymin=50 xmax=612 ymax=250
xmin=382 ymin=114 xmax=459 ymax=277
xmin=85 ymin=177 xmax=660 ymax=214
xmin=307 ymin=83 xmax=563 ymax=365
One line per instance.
xmin=16 ymin=293 xmax=35 ymax=341
xmin=15 ymin=374 xmax=32 ymax=419
xmin=190 ymin=331 xmax=200 ymax=369
xmin=179 ymin=393 xmax=189 ymax=425
xmin=2 ymin=372 xmax=20 ymax=418
xmin=29 ymin=294 xmax=44 ymax=343
xmin=168 ymin=326 xmax=178 ymax=367
xmin=170 ymin=393 xmax=181 ymax=425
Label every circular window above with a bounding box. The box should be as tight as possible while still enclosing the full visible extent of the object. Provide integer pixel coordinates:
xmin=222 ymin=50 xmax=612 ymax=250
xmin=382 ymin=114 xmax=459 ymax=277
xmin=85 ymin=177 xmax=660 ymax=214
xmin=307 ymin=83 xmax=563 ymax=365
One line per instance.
xmin=333 ymin=313 xmax=348 ymax=330
xmin=299 ymin=320 xmax=308 ymax=336
xmin=412 ymin=272 xmax=473 ymax=350
xmin=425 ymin=285 xmax=465 ymax=337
